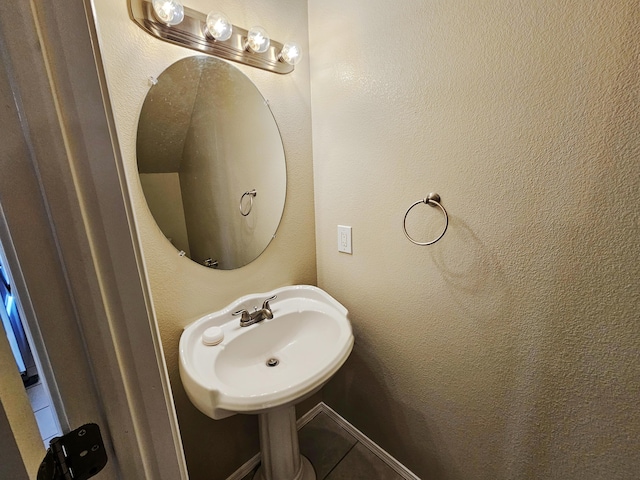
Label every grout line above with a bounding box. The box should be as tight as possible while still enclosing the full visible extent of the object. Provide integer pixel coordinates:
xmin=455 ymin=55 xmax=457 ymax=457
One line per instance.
xmin=321 ymin=441 xmax=357 ymax=480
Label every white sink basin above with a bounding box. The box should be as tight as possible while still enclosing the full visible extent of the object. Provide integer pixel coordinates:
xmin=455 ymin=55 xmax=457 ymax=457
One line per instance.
xmin=179 ymin=285 xmax=354 ymax=419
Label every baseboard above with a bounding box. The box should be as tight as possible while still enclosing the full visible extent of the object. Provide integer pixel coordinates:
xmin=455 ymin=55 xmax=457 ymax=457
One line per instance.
xmin=317 ymin=403 xmax=420 ymax=480
xmin=296 ymin=401 xmax=325 ymax=429
xmin=226 ymin=402 xmax=419 ymax=480
xmin=225 ymin=451 xmax=260 ymax=480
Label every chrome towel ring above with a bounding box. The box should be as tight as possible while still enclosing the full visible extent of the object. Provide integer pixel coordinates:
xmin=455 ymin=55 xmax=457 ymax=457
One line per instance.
xmin=239 ymin=189 xmax=257 ymax=216
xmin=403 ymin=192 xmax=448 ymax=246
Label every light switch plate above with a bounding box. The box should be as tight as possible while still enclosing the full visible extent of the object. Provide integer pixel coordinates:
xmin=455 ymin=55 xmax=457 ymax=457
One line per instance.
xmin=337 ymin=225 xmax=352 ymax=254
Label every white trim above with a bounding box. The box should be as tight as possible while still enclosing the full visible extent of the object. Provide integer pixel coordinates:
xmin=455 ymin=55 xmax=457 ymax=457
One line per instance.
xmin=296 ymin=402 xmax=326 ymax=429
xmin=225 ymin=452 xmax=261 ymax=480
xmin=0 ymin=2 xmax=188 ymax=478
xmin=226 ymin=402 xmax=420 ymax=480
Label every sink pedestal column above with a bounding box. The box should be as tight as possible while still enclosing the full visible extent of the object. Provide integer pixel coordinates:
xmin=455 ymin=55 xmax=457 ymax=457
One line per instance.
xmin=253 ymin=405 xmax=316 ymax=480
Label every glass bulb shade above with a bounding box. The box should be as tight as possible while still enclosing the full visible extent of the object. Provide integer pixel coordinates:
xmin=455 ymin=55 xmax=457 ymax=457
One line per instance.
xmin=279 ymin=42 xmax=302 ymax=65
xmin=152 ymin=0 xmax=184 ymax=26
xmin=205 ymin=12 xmax=232 ymax=41
xmin=246 ymin=26 xmax=271 ymax=53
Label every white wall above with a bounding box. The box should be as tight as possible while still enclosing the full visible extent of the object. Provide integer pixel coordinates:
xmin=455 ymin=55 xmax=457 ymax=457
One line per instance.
xmin=309 ymin=1 xmax=640 ymax=478
xmin=92 ymin=1 xmax=316 ymax=478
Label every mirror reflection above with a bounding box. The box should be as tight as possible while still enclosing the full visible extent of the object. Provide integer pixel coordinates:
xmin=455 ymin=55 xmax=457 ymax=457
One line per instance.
xmin=136 ymin=56 xmax=287 ymax=270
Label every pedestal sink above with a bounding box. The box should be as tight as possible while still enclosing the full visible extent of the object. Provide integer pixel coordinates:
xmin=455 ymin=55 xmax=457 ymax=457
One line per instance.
xmin=179 ymin=285 xmax=354 ymax=480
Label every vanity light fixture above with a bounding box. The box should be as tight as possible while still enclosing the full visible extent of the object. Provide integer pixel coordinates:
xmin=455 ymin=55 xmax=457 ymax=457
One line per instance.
xmin=128 ymin=0 xmax=301 ymax=74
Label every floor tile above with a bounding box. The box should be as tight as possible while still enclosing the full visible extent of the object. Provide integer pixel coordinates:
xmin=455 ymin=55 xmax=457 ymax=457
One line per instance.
xmin=27 ymin=382 xmax=49 ymax=411
xmin=34 ymin=406 xmax=58 ymax=440
xmin=298 ymin=412 xmax=358 ymax=479
xmin=325 ymin=442 xmax=404 ymax=480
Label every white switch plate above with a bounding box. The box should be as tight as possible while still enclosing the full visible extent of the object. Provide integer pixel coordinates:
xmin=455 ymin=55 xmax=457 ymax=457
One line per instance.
xmin=337 ymin=225 xmax=352 ymax=254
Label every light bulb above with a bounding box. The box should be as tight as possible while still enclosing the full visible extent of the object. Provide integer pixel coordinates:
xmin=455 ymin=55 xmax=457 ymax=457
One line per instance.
xmin=279 ymin=42 xmax=302 ymax=65
xmin=245 ymin=26 xmax=270 ymax=53
xmin=204 ymin=12 xmax=232 ymax=41
xmin=152 ymin=0 xmax=184 ymax=26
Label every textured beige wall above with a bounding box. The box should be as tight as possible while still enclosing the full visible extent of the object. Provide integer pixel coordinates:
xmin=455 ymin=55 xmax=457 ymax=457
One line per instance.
xmin=0 ymin=328 xmax=43 ymax=478
xmin=309 ymin=1 xmax=640 ymax=479
xmin=91 ymin=1 xmax=316 ymax=478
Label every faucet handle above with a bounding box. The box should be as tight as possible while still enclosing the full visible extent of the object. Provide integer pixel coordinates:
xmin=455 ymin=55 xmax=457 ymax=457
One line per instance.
xmin=232 ymin=309 xmax=251 ymax=322
xmin=262 ymin=295 xmax=277 ymax=310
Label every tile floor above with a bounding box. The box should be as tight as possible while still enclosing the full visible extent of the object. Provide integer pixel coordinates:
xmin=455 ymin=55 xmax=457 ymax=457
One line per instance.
xmin=241 ymin=411 xmax=405 ymax=480
xmin=26 ymin=381 xmax=62 ymax=447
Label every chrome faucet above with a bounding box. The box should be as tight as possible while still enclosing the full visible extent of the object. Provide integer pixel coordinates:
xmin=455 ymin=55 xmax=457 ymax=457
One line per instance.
xmin=233 ymin=295 xmax=277 ymax=327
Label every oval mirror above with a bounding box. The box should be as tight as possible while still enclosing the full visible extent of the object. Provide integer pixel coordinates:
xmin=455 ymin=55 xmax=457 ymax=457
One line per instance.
xmin=136 ymin=56 xmax=286 ymax=270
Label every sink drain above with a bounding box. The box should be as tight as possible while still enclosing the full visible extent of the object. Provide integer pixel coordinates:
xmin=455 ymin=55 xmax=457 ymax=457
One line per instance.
xmin=266 ymin=358 xmax=279 ymax=367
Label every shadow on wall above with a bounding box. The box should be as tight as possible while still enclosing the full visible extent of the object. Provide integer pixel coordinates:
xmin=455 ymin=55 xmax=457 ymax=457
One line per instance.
xmin=325 ymin=346 xmax=462 ymax=480
xmin=324 ymin=213 xmax=523 ymax=479
xmin=429 ymin=214 xmax=512 ymax=323
xmin=428 ymin=214 xmax=550 ymax=478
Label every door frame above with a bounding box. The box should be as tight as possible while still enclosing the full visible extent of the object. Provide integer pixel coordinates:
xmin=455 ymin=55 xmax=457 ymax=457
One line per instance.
xmin=0 ymin=1 xmax=187 ymax=478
